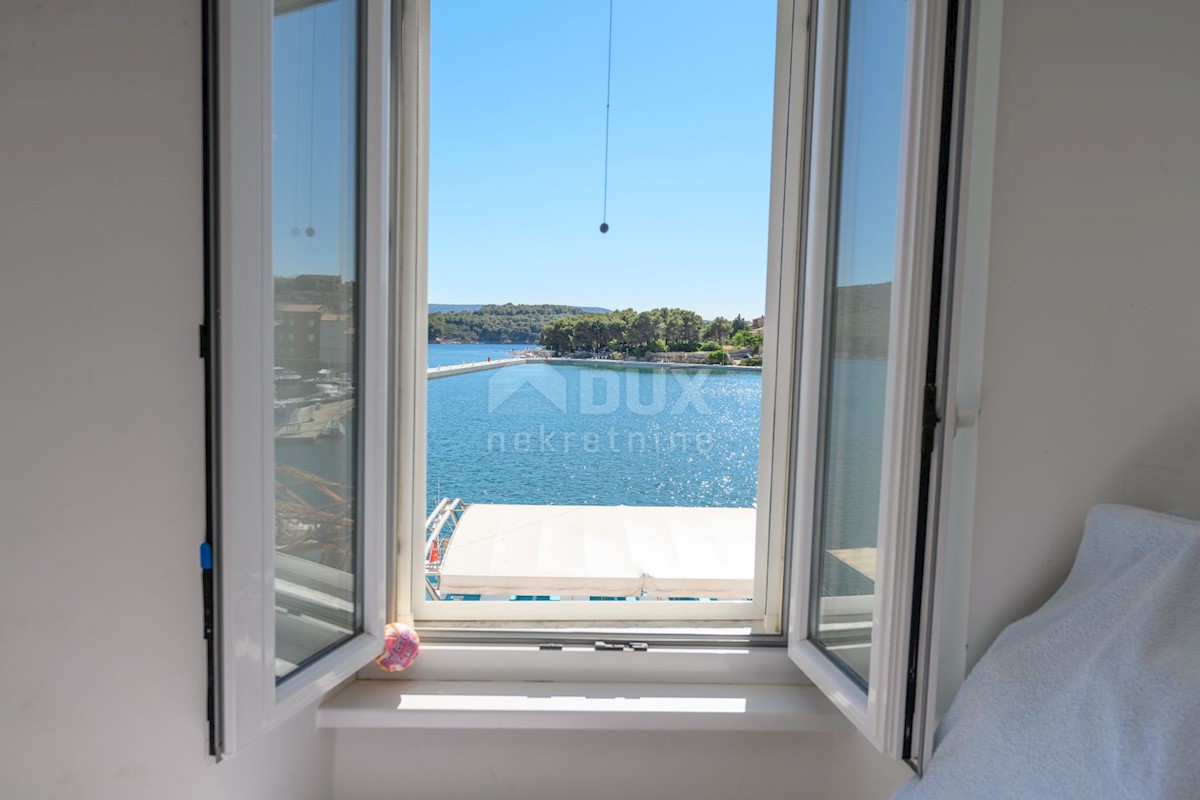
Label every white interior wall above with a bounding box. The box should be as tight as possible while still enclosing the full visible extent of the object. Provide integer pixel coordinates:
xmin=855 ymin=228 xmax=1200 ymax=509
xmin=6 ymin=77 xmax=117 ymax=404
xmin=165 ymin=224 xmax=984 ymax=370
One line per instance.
xmin=0 ymin=1 xmax=906 ymax=798
xmin=331 ymin=728 xmax=912 ymax=800
xmin=964 ymin=0 xmax=1200 ymax=668
xmin=10 ymin=0 xmax=1195 ymax=796
xmin=0 ymin=2 xmax=332 ymax=798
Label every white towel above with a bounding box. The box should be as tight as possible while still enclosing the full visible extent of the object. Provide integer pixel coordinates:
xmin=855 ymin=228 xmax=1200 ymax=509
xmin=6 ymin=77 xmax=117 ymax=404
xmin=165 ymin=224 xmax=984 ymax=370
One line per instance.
xmin=897 ymin=504 xmax=1200 ymax=799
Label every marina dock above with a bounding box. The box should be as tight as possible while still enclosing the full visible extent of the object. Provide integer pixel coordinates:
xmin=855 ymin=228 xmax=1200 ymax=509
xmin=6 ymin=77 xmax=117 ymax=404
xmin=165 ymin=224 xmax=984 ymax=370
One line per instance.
xmin=275 ymin=398 xmax=355 ymax=443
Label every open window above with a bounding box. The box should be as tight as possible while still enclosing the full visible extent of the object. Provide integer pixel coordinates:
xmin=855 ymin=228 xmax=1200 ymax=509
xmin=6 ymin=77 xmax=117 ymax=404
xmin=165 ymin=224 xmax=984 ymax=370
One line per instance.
xmin=785 ymin=0 xmax=964 ymax=761
xmin=207 ymin=0 xmax=391 ymax=755
xmin=207 ymin=0 xmax=968 ymax=769
xmin=389 ymin=0 xmax=965 ymax=760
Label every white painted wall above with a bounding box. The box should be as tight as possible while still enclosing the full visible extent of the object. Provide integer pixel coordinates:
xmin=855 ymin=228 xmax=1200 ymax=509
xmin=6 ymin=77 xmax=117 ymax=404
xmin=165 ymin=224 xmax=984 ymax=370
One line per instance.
xmin=14 ymin=0 xmax=1193 ymax=796
xmin=331 ymin=728 xmax=912 ymax=800
xmin=0 ymin=1 xmax=907 ymax=798
xmin=0 ymin=1 xmax=332 ymax=797
xmin=964 ymin=0 xmax=1200 ymax=668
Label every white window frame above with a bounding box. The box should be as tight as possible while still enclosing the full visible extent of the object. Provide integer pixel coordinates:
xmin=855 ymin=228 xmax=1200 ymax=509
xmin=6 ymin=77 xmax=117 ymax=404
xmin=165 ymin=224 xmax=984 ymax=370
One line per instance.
xmin=393 ymin=0 xmax=807 ymax=629
xmin=387 ymin=0 xmax=965 ymax=762
xmin=785 ymin=0 xmax=959 ymax=758
xmin=208 ymin=0 xmax=973 ymax=768
xmin=213 ymin=0 xmax=391 ymax=756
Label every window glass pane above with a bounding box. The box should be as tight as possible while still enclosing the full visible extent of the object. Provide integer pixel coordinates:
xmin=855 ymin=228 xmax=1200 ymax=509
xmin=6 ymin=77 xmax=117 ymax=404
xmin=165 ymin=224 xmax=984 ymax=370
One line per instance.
xmin=271 ymin=0 xmax=360 ymax=680
xmin=424 ymin=0 xmax=775 ymax=606
xmin=811 ymin=0 xmax=907 ymax=684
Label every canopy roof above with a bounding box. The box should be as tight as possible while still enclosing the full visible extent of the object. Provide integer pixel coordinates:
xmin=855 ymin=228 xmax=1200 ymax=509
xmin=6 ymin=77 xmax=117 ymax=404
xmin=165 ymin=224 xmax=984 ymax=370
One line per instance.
xmin=436 ymin=504 xmax=756 ymax=599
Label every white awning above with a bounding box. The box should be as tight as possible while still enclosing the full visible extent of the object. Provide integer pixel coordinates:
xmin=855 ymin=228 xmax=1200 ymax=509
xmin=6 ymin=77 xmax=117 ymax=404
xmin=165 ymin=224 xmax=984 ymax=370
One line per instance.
xmin=436 ymin=504 xmax=756 ymax=599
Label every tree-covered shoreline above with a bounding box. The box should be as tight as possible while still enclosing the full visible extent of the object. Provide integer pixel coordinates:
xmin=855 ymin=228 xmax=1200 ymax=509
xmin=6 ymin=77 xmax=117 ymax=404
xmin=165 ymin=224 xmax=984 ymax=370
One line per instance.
xmin=426 ymin=283 xmax=889 ymax=359
xmin=538 ymin=307 xmax=741 ymax=357
xmin=536 ymin=283 xmax=889 ymax=359
xmin=428 ymin=303 xmax=587 ymax=344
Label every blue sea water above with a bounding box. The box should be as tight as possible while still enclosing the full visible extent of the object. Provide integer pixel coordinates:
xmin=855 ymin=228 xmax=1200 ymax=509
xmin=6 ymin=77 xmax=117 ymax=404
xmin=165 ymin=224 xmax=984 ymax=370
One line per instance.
xmin=426 ymin=356 xmax=887 ymax=553
xmin=428 ymin=342 xmax=532 ymax=368
xmin=426 ymin=361 xmax=766 ymax=514
xmin=279 ymin=345 xmax=888 ymax=553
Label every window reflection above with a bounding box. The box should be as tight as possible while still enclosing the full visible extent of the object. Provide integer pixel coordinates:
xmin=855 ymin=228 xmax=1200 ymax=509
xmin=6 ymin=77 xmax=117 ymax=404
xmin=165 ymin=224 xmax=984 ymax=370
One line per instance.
xmin=271 ymin=0 xmax=361 ymax=680
xmin=812 ymin=0 xmax=908 ymax=685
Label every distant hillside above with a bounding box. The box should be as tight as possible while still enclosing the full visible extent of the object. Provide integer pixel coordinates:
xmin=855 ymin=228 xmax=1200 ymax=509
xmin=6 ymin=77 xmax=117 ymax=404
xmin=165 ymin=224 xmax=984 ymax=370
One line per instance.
xmin=427 ymin=288 xmax=888 ymax=355
xmin=429 ymin=303 xmax=605 ymax=344
xmin=430 ymin=303 xmax=610 ymax=314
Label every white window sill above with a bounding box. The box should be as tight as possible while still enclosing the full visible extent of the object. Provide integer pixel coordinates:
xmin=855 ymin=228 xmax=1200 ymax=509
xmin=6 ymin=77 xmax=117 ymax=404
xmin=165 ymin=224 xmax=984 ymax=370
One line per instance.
xmin=317 ymin=679 xmax=850 ymax=733
xmin=319 ymin=642 xmax=843 ymax=733
xmin=356 ymin=642 xmax=807 ymax=684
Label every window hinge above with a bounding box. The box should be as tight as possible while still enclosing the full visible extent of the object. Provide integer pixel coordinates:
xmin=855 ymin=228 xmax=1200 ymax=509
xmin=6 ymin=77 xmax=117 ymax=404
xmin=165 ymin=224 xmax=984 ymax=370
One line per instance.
xmin=594 ymin=641 xmax=649 ymax=652
xmin=920 ymin=383 xmax=941 ymax=457
xmin=199 ymin=323 xmax=210 ymax=359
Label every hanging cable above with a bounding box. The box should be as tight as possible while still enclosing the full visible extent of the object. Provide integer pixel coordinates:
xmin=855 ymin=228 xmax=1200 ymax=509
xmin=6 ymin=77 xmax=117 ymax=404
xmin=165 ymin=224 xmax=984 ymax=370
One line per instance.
xmin=291 ymin=16 xmax=304 ymax=237
xmin=305 ymin=11 xmax=318 ymax=237
xmin=599 ymin=0 xmax=613 ymax=234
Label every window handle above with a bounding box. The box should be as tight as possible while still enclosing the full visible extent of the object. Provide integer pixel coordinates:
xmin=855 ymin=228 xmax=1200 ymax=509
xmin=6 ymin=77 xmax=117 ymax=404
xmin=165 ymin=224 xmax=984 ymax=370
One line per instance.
xmin=594 ymin=641 xmax=649 ymax=652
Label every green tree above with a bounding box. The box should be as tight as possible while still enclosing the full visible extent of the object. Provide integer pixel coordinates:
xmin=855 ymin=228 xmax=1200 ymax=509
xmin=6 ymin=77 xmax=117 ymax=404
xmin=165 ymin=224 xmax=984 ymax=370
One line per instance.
xmin=704 ymin=316 xmax=732 ymax=345
xmin=538 ymin=319 xmax=574 ymax=354
xmin=573 ymin=315 xmax=610 ymax=351
xmin=731 ymin=314 xmax=749 ymax=333
xmin=662 ymin=308 xmax=703 ymax=350
xmin=531 ymin=305 xmax=732 ymax=359
xmin=706 ymin=349 xmax=730 ymax=365
xmin=604 ymin=316 xmax=628 ymax=350
xmin=731 ymin=329 xmax=763 ymax=354
xmin=628 ymin=311 xmax=662 ymax=351
xmin=677 ymin=310 xmax=703 ymax=345
xmin=430 ymin=303 xmax=588 ymax=344
xmin=663 ymin=309 xmax=686 ymax=347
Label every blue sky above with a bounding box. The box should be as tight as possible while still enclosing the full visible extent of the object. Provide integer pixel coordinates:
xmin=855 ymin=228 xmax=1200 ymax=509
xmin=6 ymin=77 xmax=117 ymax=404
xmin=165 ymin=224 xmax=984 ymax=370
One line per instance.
xmin=429 ymin=0 xmax=776 ymax=320
xmin=273 ymin=0 xmax=905 ymax=321
xmin=834 ymin=0 xmax=907 ymax=290
xmin=273 ymin=1 xmax=358 ymax=285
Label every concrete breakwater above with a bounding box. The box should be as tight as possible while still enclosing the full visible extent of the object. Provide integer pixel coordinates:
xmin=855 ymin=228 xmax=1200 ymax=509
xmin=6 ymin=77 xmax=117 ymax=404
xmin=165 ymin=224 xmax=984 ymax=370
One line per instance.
xmin=427 ymin=358 xmax=526 ymax=379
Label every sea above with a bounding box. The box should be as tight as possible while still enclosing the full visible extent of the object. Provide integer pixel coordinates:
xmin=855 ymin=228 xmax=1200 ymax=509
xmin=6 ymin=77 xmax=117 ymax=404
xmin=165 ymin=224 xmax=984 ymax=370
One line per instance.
xmin=424 ymin=343 xmax=886 ymax=553
xmin=426 ymin=349 xmax=763 ymax=512
xmin=428 ymin=342 xmax=529 ymax=368
xmin=278 ymin=343 xmax=887 ymax=555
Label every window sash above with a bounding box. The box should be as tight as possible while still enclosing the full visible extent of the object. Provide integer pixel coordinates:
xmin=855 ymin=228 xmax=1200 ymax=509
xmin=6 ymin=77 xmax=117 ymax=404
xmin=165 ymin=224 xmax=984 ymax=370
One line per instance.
xmin=786 ymin=0 xmax=958 ymax=760
xmin=212 ymin=0 xmax=390 ymax=756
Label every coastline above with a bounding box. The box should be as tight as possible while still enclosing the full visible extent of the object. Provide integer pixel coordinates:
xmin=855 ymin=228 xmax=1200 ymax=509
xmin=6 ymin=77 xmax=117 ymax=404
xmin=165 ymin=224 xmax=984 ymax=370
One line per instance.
xmin=548 ymin=357 xmax=762 ymax=373
xmin=426 ymin=356 xmax=763 ymax=379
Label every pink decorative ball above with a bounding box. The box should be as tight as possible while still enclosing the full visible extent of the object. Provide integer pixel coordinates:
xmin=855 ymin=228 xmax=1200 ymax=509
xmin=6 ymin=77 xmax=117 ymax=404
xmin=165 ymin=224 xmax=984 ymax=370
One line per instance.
xmin=374 ymin=622 xmax=420 ymax=672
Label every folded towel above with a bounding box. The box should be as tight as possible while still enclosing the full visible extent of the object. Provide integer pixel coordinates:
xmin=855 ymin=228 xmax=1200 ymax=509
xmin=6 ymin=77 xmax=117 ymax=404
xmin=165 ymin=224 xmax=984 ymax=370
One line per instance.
xmin=896 ymin=504 xmax=1200 ymax=799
